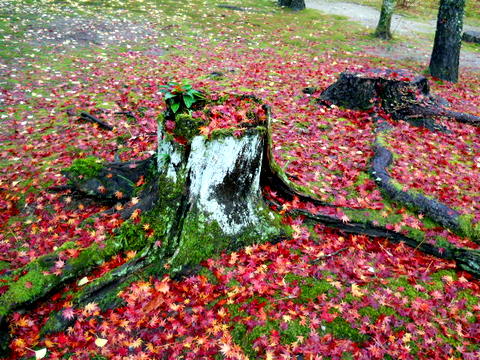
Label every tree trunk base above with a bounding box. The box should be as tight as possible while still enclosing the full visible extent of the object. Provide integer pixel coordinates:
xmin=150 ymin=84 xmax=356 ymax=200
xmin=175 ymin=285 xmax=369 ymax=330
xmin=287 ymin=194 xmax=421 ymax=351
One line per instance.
xmin=278 ymin=0 xmax=305 ymax=11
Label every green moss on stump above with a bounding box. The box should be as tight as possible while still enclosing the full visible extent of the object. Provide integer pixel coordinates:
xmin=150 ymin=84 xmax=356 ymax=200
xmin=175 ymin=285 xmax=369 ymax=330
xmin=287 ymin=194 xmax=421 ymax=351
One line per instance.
xmin=115 ymin=221 xmax=150 ymax=252
xmin=65 ymin=156 xmax=103 ymax=179
xmin=170 ymin=204 xmax=287 ymax=271
xmin=173 ymin=113 xmax=206 ymax=140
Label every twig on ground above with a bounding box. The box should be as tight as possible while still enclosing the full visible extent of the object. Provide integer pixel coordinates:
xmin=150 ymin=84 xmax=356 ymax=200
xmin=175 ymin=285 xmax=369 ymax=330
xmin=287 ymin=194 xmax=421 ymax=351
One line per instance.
xmin=78 ymin=112 xmax=114 ymax=131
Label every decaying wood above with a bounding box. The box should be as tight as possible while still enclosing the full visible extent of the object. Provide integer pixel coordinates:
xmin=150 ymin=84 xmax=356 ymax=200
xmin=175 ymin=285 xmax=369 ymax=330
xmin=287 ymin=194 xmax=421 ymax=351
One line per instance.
xmin=319 ymin=69 xmax=480 ymax=128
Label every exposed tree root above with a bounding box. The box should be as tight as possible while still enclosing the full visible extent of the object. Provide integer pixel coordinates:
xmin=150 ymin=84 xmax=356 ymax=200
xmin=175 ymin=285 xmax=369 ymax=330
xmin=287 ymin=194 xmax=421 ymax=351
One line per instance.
xmin=401 ymin=105 xmax=480 ymax=126
xmin=41 ymin=248 xmax=159 ymax=335
xmin=370 ymin=115 xmax=479 ymax=243
xmin=260 ymin=105 xmax=349 ymax=209
xmin=63 ymin=157 xmax=155 ymax=203
xmin=287 ymin=207 xmax=480 ymax=277
xmin=371 ymin=118 xmax=461 ymax=230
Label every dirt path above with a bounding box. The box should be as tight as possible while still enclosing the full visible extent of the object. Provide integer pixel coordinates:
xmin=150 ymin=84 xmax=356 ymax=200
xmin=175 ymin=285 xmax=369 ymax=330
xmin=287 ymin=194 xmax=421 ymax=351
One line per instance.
xmin=305 ymin=0 xmax=480 ymax=72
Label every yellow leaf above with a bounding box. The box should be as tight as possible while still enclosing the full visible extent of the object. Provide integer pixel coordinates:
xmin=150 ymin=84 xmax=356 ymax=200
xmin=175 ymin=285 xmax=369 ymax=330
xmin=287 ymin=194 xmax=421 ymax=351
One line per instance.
xmin=402 ymin=333 xmax=412 ymax=343
xmin=15 ymin=316 xmax=30 ymax=328
xmin=84 ymin=302 xmax=99 ymax=313
xmin=156 ymin=279 xmax=170 ymax=294
xmin=35 ymin=348 xmax=47 ymax=359
xmin=130 ymin=209 xmax=141 ymax=220
xmin=95 ymin=338 xmax=108 ymax=347
xmin=126 ymin=250 xmax=137 ymax=260
xmin=130 ymin=338 xmax=142 ymax=348
xmin=351 ymin=283 xmax=364 ymax=297
xmin=13 ymin=338 xmax=25 ymax=349
xmin=78 ymin=277 xmax=89 ymax=286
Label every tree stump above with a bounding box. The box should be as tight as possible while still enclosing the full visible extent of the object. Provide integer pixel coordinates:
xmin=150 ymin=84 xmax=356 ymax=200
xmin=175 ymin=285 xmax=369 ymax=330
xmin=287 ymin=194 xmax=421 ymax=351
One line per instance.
xmin=319 ymin=69 xmax=480 ymax=128
xmin=0 ymin=95 xmax=289 ymax=354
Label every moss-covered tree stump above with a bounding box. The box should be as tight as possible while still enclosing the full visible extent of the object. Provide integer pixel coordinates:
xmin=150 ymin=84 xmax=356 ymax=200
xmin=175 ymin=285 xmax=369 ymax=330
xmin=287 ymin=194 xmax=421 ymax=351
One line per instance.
xmin=0 ymin=95 xmax=290 ymax=354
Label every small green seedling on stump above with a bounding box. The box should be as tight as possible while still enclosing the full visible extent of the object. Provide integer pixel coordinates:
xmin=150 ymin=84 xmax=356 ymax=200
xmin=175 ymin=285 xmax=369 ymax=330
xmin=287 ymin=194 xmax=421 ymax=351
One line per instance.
xmin=159 ymin=81 xmax=205 ymax=118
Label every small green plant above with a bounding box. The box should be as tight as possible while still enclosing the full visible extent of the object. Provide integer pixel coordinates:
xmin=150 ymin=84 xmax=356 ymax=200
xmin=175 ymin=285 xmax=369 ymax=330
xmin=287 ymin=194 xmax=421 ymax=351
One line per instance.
xmin=159 ymin=81 xmax=205 ymax=114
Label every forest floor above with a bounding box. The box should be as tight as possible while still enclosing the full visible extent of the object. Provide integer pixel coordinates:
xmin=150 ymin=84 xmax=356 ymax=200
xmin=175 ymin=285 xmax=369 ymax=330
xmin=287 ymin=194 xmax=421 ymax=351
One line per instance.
xmin=0 ymin=0 xmax=480 ymax=359
xmin=306 ymin=0 xmax=480 ymax=70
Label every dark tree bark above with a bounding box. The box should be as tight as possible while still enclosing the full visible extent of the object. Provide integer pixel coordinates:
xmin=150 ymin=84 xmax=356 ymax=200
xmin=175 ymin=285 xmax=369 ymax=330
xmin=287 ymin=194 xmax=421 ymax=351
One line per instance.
xmin=462 ymin=30 xmax=480 ymax=44
xmin=278 ymin=0 xmax=306 ymax=11
xmin=429 ymin=0 xmax=465 ymax=82
xmin=319 ymin=69 xmax=480 ymax=128
xmin=375 ymin=0 xmax=397 ymax=40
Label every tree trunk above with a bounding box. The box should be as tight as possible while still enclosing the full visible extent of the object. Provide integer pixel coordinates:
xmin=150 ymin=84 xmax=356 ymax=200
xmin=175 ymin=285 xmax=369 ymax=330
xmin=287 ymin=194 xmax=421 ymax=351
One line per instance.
xmin=429 ymin=0 xmax=465 ymax=83
xmin=153 ymin=124 xmax=285 ymax=272
xmin=375 ymin=0 xmax=397 ymax=40
xmin=278 ymin=0 xmax=306 ymax=11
